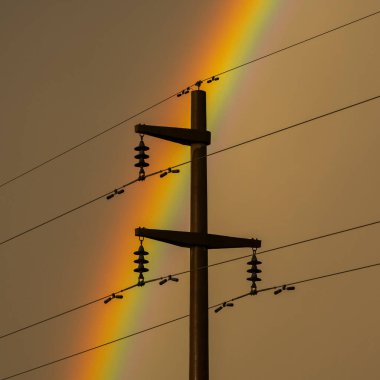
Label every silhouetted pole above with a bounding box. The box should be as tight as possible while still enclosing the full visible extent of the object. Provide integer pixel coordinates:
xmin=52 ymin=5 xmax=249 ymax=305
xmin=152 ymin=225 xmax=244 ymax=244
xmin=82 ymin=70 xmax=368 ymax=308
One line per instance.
xmin=134 ymin=90 xmax=260 ymax=379
xmin=189 ymin=90 xmax=208 ymax=380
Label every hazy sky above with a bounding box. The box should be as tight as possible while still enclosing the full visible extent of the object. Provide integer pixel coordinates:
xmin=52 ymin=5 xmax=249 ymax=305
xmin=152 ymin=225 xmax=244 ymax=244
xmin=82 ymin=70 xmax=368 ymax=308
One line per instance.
xmin=1 ymin=1 xmax=379 ymax=379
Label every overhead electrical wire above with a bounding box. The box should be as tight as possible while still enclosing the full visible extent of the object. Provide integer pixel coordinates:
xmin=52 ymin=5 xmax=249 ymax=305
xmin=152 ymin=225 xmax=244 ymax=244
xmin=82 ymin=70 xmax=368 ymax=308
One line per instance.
xmin=201 ymin=10 xmax=380 ymax=81
xmin=0 ymin=9 xmax=378 ymax=190
xmin=214 ymin=261 xmax=380 ymax=310
xmin=1 ymin=261 xmax=379 ymax=380
xmin=1 ymin=218 xmax=378 ymax=341
xmin=196 ymin=219 xmax=380 ymax=273
xmin=0 ymin=94 xmax=179 ymax=190
xmin=0 ymin=279 xmax=159 ymax=340
xmin=168 ymin=95 xmax=380 ymax=172
xmin=0 ymin=94 xmax=378 ymax=248
xmin=0 ymin=178 xmax=136 ymax=247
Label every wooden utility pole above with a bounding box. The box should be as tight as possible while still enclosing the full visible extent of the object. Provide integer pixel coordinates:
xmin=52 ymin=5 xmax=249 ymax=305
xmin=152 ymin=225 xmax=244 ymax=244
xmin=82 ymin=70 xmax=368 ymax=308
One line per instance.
xmin=189 ymin=90 xmax=208 ymax=379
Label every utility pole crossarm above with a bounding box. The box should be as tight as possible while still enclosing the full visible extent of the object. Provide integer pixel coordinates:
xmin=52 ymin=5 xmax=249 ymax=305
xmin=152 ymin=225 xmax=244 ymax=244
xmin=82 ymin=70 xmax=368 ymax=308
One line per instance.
xmin=135 ymin=227 xmax=261 ymax=249
xmin=135 ymin=123 xmax=211 ymax=146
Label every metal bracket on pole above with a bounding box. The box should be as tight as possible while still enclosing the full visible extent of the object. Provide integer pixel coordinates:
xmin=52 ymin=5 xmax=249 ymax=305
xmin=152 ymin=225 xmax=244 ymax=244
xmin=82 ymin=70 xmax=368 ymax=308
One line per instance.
xmin=135 ymin=123 xmax=211 ymax=146
xmin=135 ymin=227 xmax=261 ymax=249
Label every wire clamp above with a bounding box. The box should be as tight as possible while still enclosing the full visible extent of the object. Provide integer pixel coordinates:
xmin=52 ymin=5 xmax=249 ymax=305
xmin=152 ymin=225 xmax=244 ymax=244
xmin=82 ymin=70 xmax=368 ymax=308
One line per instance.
xmin=214 ymin=301 xmax=234 ymax=313
xmin=159 ymin=274 xmax=179 ymax=285
xmin=195 ymin=80 xmax=203 ymax=89
xmin=104 ymin=293 xmax=123 ymax=304
xmin=177 ymin=87 xmax=191 ymax=97
xmin=273 ymin=284 xmax=296 ymax=295
xmin=137 ymin=273 xmax=146 ymax=287
xmin=207 ymin=75 xmax=219 ymax=84
xmin=106 ymin=188 xmax=125 ymax=200
xmin=160 ymin=167 xmax=180 ymax=178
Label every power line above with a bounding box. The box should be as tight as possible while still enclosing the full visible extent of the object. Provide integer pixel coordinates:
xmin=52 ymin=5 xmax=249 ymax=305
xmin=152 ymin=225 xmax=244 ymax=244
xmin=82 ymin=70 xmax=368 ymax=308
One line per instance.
xmin=202 ymin=219 xmax=380 ymax=272
xmin=1 ymin=218 xmax=378 ymax=341
xmin=0 ymin=178 xmax=137 ymax=247
xmin=1 ymin=10 xmax=378 ymax=190
xmin=169 ymin=95 xmax=380 ymax=171
xmin=202 ymin=10 xmax=380 ymax=81
xmin=0 ymin=94 xmax=178 ymax=190
xmin=1 ymin=261 xmax=379 ymax=380
xmin=1 ymin=94 xmax=378 ymax=248
xmin=213 ymin=262 xmax=380 ymax=311
xmin=0 ymin=314 xmax=189 ymax=380
xmin=0 ymin=284 xmax=135 ymax=340
xmin=0 ymin=278 xmax=159 ymax=340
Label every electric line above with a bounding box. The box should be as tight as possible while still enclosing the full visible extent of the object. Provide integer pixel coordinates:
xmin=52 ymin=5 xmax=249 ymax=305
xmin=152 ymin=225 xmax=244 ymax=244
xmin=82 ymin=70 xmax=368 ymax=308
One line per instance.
xmin=0 ymin=178 xmax=137 ymax=247
xmin=202 ymin=219 xmax=380 ymax=272
xmin=0 ymin=314 xmax=189 ymax=380
xmin=0 ymin=278 xmax=160 ymax=340
xmin=202 ymin=10 xmax=380 ymax=81
xmin=169 ymin=95 xmax=380 ymax=171
xmin=1 ymin=261 xmax=379 ymax=380
xmin=1 ymin=94 xmax=378 ymax=248
xmin=212 ymin=261 xmax=380 ymax=311
xmin=0 ymin=285 xmax=134 ymax=340
xmin=1 ymin=218 xmax=378 ymax=341
xmin=0 ymin=94 xmax=179 ymax=190
xmin=1 ymin=9 xmax=378 ymax=190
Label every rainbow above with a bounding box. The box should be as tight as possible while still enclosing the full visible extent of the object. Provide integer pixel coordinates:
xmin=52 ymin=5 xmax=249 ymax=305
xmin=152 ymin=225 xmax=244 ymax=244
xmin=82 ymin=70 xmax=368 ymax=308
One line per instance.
xmin=73 ymin=1 xmax=282 ymax=378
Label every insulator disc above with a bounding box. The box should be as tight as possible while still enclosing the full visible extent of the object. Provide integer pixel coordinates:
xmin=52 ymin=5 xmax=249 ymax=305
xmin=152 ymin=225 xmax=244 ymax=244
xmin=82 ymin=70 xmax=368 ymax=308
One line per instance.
xmin=247 ymin=268 xmax=262 ymax=274
xmin=133 ymin=247 xmax=149 ymax=255
xmin=134 ymin=266 xmax=149 ymax=273
xmin=134 ymin=160 xmax=149 ymax=168
xmin=134 ymin=152 xmax=149 ymax=160
xmin=134 ymin=258 xmax=149 ymax=264
xmin=134 ymin=141 xmax=149 ymax=151
xmin=247 ymin=275 xmax=261 ymax=282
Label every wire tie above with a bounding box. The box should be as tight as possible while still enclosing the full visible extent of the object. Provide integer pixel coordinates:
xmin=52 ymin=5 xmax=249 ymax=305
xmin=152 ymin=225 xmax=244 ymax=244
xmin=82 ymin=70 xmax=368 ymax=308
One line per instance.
xmin=195 ymin=80 xmax=203 ymax=89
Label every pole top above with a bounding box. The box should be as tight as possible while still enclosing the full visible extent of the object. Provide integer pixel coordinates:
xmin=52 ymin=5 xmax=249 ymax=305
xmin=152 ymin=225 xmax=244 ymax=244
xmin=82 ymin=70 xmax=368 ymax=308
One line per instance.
xmin=192 ymin=89 xmax=206 ymax=94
